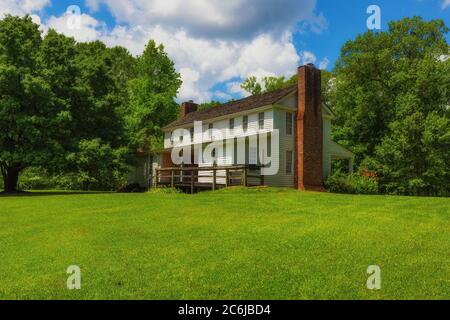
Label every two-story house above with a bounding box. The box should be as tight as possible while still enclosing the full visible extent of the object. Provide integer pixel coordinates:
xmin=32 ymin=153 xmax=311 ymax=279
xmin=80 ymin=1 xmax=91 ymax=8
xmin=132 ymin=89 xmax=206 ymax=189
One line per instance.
xmin=128 ymin=64 xmax=354 ymax=190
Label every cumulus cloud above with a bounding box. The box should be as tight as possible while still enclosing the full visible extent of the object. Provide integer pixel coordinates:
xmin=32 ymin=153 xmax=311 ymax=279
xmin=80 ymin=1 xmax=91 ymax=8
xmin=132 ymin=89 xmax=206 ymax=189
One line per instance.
xmin=319 ymin=57 xmax=330 ymax=70
xmin=79 ymin=0 xmax=328 ymax=101
xmin=45 ymin=13 xmax=106 ymax=42
xmin=100 ymin=25 xmax=301 ymax=102
xmin=3 ymin=0 xmax=328 ymax=102
xmin=85 ymin=0 xmax=325 ymax=39
xmin=0 ymin=0 xmax=50 ymax=17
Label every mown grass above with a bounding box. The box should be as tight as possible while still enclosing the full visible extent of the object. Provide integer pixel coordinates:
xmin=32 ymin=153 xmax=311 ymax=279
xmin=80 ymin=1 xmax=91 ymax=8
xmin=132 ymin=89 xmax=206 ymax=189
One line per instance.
xmin=0 ymin=187 xmax=448 ymax=300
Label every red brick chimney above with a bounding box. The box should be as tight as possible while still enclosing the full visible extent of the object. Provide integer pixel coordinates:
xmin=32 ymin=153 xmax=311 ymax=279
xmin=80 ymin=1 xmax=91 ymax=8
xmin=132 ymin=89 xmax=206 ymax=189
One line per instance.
xmin=180 ymin=100 xmax=198 ymax=118
xmin=295 ymin=64 xmax=324 ymax=191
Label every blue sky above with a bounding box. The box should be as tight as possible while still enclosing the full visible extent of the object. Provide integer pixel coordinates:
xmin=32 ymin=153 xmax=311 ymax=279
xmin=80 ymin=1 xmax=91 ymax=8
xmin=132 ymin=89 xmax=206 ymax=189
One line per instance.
xmin=1 ymin=0 xmax=449 ymax=102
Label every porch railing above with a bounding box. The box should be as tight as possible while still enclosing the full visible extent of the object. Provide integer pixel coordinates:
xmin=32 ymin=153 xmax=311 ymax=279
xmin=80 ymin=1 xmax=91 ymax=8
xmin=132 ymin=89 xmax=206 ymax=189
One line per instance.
xmin=154 ymin=165 xmax=264 ymax=192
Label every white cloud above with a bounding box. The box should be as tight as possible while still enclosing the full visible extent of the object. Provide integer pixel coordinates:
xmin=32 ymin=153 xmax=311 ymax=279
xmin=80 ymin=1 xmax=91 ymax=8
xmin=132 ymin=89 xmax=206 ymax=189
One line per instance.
xmin=0 ymin=0 xmax=50 ymax=17
xmin=227 ymin=82 xmax=250 ymax=98
xmin=213 ymin=91 xmax=233 ymax=101
xmin=18 ymin=0 xmax=328 ymax=103
xmin=45 ymin=13 xmax=106 ymax=42
xmin=443 ymin=0 xmax=450 ymax=9
xmin=319 ymin=57 xmax=330 ymax=70
xmin=83 ymin=0 xmax=326 ymax=102
xmin=299 ymin=51 xmax=317 ymax=65
xmin=85 ymin=0 xmax=325 ymax=39
xmin=101 ymin=25 xmax=300 ymax=102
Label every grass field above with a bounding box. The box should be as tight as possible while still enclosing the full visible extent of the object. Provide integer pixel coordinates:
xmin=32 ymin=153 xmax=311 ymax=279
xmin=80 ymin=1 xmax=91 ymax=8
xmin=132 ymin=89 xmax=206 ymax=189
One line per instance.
xmin=0 ymin=187 xmax=448 ymax=300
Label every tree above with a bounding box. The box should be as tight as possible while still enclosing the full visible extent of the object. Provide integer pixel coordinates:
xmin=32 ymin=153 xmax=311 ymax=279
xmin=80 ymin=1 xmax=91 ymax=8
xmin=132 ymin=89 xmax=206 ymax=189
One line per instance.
xmin=240 ymin=71 xmax=333 ymax=106
xmin=198 ymin=101 xmax=222 ymax=111
xmin=331 ymin=17 xmax=449 ymax=195
xmin=0 ymin=16 xmax=67 ymax=192
xmin=126 ymin=40 xmax=181 ymax=150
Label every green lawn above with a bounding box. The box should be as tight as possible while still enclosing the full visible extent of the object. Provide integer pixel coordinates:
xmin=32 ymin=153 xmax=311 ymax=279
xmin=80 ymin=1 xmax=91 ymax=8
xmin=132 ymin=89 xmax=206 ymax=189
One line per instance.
xmin=0 ymin=188 xmax=448 ymax=300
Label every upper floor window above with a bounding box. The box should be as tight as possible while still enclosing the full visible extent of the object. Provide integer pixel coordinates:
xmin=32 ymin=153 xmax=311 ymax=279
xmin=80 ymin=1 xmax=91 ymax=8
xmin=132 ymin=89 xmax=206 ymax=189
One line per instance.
xmin=229 ymin=118 xmax=235 ymax=130
xmin=258 ymin=112 xmax=265 ymax=130
xmin=170 ymin=132 xmax=174 ymax=145
xmin=179 ymin=135 xmax=184 ymax=143
xmin=208 ymin=123 xmax=213 ymax=139
xmin=286 ymin=112 xmax=293 ymax=136
xmin=190 ymin=127 xmax=194 ymax=142
xmin=243 ymin=115 xmax=248 ymax=132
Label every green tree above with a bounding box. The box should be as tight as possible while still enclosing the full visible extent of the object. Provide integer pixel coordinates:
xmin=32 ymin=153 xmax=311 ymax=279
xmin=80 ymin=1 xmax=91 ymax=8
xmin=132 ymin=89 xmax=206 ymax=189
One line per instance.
xmin=240 ymin=70 xmax=332 ymax=106
xmin=0 ymin=16 xmax=67 ymax=192
xmin=331 ymin=17 xmax=449 ymax=195
xmin=126 ymin=40 xmax=181 ymax=150
xmin=198 ymin=101 xmax=222 ymax=111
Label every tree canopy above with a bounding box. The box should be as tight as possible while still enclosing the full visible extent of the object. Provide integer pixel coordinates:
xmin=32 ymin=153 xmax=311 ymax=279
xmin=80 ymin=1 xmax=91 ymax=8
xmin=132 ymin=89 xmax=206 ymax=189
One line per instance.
xmin=0 ymin=15 xmax=181 ymax=192
xmin=330 ymin=17 xmax=449 ymax=196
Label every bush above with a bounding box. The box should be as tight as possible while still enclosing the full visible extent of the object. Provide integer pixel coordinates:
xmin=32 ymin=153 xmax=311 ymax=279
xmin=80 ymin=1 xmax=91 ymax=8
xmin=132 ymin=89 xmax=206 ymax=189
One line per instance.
xmin=19 ymin=168 xmax=54 ymax=190
xmin=325 ymin=172 xmax=379 ymax=195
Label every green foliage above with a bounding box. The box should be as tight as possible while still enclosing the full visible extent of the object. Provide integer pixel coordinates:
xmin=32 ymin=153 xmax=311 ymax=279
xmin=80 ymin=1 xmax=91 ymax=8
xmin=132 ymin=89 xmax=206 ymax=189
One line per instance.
xmin=198 ymin=101 xmax=222 ymax=111
xmin=0 ymin=16 xmax=181 ymax=191
xmin=240 ymin=71 xmax=332 ymax=107
xmin=65 ymin=139 xmax=129 ymax=191
xmin=240 ymin=76 xmax=263 ymax=95
xmin=0 ymin=16 xmax=68 ymax=191
xmin=325 ymin=172 xmax=379 ymax=195
xmin=126 ymin=40 xmax=182 ymax=151
xmin=147 ymin=187 xmax=182 ymax=194
xmin=240 ymin=74 xmax=297 ymax=96
xmin=331 ymin=17 xmax=450 ymax=196
xmin=363 ymin=111 xmax=450 ymax=196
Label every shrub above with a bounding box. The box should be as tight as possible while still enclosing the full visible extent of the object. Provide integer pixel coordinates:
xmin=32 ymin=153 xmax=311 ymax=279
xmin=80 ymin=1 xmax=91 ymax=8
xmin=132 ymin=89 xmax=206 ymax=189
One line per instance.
xmin=325 ymin=172 xmax=379 ymax=195
xmin=19 ymin=168 xmax=54 ymax=190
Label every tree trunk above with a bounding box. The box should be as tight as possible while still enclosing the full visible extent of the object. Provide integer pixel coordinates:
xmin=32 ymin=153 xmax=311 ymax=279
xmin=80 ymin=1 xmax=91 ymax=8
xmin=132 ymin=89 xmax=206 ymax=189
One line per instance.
xmin=2 ymin=167 xmax=21 ymax=193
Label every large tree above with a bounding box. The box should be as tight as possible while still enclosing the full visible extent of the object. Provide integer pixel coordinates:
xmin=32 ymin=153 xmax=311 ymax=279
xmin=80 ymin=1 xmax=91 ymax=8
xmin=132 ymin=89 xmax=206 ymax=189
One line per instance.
xmin=126 ymin=40 xmax=181 ymax=150
xmin=330 ymin=17 xmax=449 ymax=195
xmin=0 ymin=16 xmax=69 ymax=192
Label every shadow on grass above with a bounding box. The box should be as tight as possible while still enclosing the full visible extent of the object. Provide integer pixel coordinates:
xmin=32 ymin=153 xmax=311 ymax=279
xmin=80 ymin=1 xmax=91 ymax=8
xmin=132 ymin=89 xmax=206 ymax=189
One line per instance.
xmin=0 ymin=191 xmax=114 ymax=197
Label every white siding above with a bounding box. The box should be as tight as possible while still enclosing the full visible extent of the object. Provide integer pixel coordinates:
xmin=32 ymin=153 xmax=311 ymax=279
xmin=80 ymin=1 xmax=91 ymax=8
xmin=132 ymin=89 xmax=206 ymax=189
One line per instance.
xmin=265 ymin=108 xmax=295 ymax=187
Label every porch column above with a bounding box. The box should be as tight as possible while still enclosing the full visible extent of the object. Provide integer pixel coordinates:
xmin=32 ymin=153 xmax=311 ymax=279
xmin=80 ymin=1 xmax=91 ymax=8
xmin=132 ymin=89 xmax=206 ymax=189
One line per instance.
xmin=349 ymin=158 xmax=354 ymax=174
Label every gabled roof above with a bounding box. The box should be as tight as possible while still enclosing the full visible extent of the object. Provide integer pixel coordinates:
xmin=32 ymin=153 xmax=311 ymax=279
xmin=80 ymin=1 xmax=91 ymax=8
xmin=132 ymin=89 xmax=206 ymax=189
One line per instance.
xmin=163 ymin=85 xmax=297 ymax=130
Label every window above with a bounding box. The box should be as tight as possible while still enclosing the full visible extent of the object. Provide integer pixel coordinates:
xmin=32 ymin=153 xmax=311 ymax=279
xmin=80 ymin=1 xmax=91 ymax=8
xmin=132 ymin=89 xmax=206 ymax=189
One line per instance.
xmin=180 ymin=135 xmax=184 ymax=143
xmin=286 ymin=151 xmax=293 ymax=174
xmin=229 ymin=118 xmax=235 ymax=130
xmin=286 ymin=112 xmax=293 ymax=135
xmin=190 ymin=127 xmax=194 ymax=142
xmin=243 ymin=115 xmax=248 ymax=132
xmin=208 ymin=123 xmax=213 ymax=140
xmin=258 ymin=112 xmax=265 ymax=130
xmin=170 ymin=132 xmax=174 ymax=145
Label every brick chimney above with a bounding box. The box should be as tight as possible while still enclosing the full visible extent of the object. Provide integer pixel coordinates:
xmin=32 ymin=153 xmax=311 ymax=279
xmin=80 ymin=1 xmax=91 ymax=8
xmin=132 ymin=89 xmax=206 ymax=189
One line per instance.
xmin=180 ymin=100 xmax=198 ymax=118
xmin=295 ymin=64 xmax=324 ymax=191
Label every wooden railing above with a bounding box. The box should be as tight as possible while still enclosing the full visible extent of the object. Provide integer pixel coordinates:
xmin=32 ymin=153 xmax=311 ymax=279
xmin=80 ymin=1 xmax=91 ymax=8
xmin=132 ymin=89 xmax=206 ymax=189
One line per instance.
xmin=154 ymin=165 xmax=264 ymax=193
